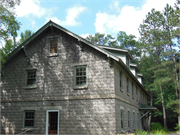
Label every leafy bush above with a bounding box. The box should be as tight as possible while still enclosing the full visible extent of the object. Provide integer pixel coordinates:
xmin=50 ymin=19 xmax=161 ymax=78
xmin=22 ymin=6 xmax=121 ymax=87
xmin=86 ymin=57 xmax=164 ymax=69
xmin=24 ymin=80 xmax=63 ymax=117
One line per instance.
xmin=135 ymin=129 xmax=148 ymax=135
xmin=174 ymin=123 xmax=179 ymax=130
xmin=150 ymin=122 xmax=163 ymax=131
xmin=151 ymin=130 xmax=167 ymax=135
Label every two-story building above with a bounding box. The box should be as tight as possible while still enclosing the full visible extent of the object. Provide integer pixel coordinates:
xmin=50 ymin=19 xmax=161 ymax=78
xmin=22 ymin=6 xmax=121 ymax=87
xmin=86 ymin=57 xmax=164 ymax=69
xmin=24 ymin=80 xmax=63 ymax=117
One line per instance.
xmin=1 ymin=21 xmax=157 ymax=135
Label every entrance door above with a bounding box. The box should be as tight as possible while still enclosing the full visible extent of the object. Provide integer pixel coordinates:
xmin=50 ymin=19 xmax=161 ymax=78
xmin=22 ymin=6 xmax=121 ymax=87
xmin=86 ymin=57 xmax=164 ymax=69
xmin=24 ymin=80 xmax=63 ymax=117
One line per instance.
xmin=48 ymin=112 xmax=58 ymax=134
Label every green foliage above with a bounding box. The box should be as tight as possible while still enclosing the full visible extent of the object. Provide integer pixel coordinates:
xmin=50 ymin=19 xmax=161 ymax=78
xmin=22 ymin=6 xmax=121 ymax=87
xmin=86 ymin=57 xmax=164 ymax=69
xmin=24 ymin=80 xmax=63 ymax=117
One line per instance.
xmin=18 ymin=30 xmax=34 ymax=45
xmin=135 ymin=129 xmax=148 ymax=135
xmin=0 ymin=0 xmax=21 ymax=68
xmin=150 ymin=122 xmax=163 ymax=130
xmin=151 ymin=130 xmax=167 ymax=135
xmin=174 ymin=123 xmax=179 ymax=130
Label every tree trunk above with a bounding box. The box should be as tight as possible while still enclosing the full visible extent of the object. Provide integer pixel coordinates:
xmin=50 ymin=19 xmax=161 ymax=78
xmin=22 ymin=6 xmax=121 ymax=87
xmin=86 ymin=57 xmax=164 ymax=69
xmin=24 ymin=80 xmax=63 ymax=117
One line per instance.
xmin=160 ymin=84 xmax=167 ymax=129
xmin=148 ymin=92 xmax=153 ymax=131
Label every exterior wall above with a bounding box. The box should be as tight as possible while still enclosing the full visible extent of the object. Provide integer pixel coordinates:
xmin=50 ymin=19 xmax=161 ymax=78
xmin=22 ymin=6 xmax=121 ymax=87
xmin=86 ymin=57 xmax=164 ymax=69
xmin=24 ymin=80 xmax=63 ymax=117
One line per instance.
xmin=1 ymin=28 xmax=115 ymax=134
xmin=114 ymin=63 xmax=148 ymax=133
xmin=115 ymin=99 xmax=140 ymax=134
xmin=1 ymin=99 xmax=115 ymax=134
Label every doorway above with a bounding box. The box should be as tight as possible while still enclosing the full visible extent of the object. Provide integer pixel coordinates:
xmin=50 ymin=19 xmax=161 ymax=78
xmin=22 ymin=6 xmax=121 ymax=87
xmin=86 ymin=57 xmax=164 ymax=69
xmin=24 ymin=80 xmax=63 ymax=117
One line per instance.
xmin=46 ymin=110 xmax=59 ymax=135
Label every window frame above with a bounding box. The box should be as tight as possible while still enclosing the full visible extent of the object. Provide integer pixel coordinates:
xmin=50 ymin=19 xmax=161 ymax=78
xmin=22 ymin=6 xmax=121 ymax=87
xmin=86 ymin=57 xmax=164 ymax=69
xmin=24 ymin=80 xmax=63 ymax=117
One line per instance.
xmin=128 ymin=111 xmax=130 ymax=129
xmin=121 ymin=109 xmax=124 ymax=130
xmin=132 ymin=82 xmax=134 ymax=97
xmin=26 ymin=70 xmax=37 ymax=87
xmin=133 ymin=112 xmax=135 ymax=129
xmin=49 ymin=38 xmax=59 ymax=54
xmin=127 ymin=78 xmax=129 ymax=94
xmin=74 ymin=65 xmax=87 ymax=87
xmin=120 ymin=71 xmax=123 ymax=90
xmin=23 ymin=110 xmax=35 ymax=128
xmin=136 ymin=87 xmax=138 ymax=99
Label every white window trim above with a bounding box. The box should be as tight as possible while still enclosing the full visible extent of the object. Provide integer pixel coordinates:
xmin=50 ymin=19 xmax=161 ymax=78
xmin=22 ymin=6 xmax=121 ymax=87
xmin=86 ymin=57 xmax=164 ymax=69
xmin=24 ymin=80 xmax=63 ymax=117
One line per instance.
xmin=46 ymin=110 xmax=59 ymax=135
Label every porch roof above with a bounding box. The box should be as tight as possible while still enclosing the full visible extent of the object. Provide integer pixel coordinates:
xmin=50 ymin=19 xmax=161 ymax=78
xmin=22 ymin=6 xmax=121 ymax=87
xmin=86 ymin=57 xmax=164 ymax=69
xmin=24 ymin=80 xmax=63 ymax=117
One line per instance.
xmin=139 ymin=103 xmax=158 ymax=112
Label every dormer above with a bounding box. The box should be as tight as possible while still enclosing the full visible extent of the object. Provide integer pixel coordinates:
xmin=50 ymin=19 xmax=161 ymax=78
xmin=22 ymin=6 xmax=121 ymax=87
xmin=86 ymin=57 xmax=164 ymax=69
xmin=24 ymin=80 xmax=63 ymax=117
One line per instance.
xmin=137 ymin=73 xmax=144 ymax=85
xmin=98 ymin=45 xmax=133 ymax=68
xmin=130 ymin=63 xmax=140 ymax=77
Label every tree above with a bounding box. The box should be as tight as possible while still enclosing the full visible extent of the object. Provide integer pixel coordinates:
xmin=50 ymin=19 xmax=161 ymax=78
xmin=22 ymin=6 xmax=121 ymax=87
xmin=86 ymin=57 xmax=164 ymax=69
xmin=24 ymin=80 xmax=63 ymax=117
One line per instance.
xmin=18 ymin=30 xmax=34 ymax=45
xmin=116 ymin=31 xmax=141 ymax=63
xmin=0 ymin=0 xmax=21 ymax=68
xmin=86 ymin=32 xmax=117 ymax=46
xmin=139 ymin=8 xmax=168 ymax=129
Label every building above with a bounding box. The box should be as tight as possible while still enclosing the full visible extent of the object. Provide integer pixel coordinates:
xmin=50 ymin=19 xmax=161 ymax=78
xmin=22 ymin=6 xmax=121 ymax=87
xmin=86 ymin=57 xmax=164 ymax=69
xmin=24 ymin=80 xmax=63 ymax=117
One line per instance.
xmin=1 ymin=21 xmax=157 ymax=135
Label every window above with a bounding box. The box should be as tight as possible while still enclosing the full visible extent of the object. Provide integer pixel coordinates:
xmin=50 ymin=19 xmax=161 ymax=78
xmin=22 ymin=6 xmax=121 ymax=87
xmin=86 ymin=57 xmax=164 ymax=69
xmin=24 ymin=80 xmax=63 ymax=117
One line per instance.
xmin=120 ymin=72 xmax=123 ymax=89
xmin=127 ymin=78 xmax=129 ymax=93
xmin=128 ymin=111 xmax=130 ymax=128
xmin=74 ymin=66 xmax=87 ymax=87
xmin=133 ymin=112 xmax=135 ymax=129
xmin=121 ymin=110 xmax=124 ymax=130
xmin=24 ymin=111 xmax=35 ymax=128
xmin=136 ymin=87 xmax=138 ymax=99
xmin=26 ymin=70 xmax=36 ymax=86
xmin=137 ymin=113 xmax=139 ymax=129
xmin=132 ymin=83 xmax=134 ymax=97
xmin=50 ymin=38 xmax=58 ymax=53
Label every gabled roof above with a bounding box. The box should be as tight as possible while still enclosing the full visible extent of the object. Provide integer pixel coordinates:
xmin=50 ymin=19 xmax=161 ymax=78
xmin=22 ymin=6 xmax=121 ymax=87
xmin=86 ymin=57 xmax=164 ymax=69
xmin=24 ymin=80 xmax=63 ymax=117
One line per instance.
xmin=4 ymin=20 xmax=149 ymax=96
xmin=130 ymin=63 xmax=140 ymax=71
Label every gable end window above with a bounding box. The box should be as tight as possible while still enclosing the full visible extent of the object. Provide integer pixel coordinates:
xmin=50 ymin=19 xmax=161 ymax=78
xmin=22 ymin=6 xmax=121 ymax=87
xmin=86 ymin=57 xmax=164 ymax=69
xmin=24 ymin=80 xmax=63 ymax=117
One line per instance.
xmin=50 ymin=38 xmax=58 ymax=54
xmin=26 ymin=70 xmax=36 ymax=86
xmin=24 ymin=111 xmax=35 ymax=128
xmin=74 ymin=66 xmax=87 ymax=87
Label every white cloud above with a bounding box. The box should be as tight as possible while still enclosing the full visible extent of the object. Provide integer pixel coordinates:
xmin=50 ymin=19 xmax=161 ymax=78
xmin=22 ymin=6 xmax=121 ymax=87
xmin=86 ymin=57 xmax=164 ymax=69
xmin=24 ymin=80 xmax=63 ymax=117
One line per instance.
xmin=109 ymin=1 xmax=120 ymax=13
xmin=59 ymin=5 xmax=87 ymax=26
xmin=15 ymin=0 xmax=54 ymax=18
xmin=80 ymin=33 xmax=90 ymax=39
xmin=94 ymin=0 xmax=176 ymax=38
xmin=46 ymin=5 xmax=87 ymax=27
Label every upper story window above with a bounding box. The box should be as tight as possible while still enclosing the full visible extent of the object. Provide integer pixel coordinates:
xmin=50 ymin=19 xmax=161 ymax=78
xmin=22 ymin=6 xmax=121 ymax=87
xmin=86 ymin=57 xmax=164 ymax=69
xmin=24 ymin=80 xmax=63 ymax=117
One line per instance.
xmin=26 ymin=70 xmax=36 ymax=86
xmin=120 ymin=72 xmax=123 ymax=89
xmin=74 ymin=66 xmax=87 ymax=87
xmin=132 ymin=83 xmax=134 ymax=97
xmin=50 ymin=38 xmax=58 ymax=54
xmin=127 ymin=78 xmax=129 ymax=94
xmin=24 ymin=110 xmax=35 ymax=128
xmin=136 ymin=87 xmax=138 ymax=99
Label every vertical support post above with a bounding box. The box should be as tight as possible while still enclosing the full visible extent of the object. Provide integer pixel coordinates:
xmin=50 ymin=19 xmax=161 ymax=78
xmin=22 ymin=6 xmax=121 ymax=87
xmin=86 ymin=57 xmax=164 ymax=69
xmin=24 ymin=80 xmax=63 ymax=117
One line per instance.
xmin=139 ymin=112 xmax=142 ymax=131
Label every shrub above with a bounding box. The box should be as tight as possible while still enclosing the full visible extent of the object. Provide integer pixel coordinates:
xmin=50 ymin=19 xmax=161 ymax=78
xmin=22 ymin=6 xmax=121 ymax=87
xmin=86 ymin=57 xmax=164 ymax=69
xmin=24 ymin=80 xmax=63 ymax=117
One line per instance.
xmin=135 ymin=129 xmax=148 ymax=135
xmin=150 ymin=122 xmax=163 ymax=131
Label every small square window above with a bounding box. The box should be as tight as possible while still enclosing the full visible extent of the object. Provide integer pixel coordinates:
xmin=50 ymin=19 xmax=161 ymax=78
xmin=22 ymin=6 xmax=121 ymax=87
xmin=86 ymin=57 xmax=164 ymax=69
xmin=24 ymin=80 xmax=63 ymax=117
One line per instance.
xmin=74 ymin=66 xmax=87 ymax=87
xmin=26 ymin=70 xmax=36 ymax=86
xmin=50 ymin=38 xmax=58 ymax=54
xmin=24 ymin=111 xmax=35 ymax=128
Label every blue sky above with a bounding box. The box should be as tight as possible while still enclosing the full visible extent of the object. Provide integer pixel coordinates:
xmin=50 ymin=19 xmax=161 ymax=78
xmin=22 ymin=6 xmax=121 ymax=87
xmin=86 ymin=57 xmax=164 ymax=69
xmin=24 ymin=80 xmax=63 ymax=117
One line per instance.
xmin=14 ymin=0 xmax=177 ymax=40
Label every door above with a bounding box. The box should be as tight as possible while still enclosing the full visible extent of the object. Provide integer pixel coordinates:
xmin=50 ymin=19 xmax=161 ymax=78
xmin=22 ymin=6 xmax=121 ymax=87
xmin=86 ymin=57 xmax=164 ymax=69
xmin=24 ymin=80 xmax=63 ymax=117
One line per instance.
xmin=48 ymin=112 xmax=58 ymax=134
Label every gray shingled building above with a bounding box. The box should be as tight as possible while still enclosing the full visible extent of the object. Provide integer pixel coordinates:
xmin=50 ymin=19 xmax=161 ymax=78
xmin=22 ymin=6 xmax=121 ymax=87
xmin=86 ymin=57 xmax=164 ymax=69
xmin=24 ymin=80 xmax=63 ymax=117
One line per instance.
xmin=1 ymin=21 xmax=157 ymax=135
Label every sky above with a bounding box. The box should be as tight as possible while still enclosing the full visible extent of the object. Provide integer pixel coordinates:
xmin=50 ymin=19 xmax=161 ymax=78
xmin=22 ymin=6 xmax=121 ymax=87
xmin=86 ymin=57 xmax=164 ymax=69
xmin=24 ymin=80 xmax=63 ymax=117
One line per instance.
xmin=14 ymin=0 xmax=177 ymax=41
